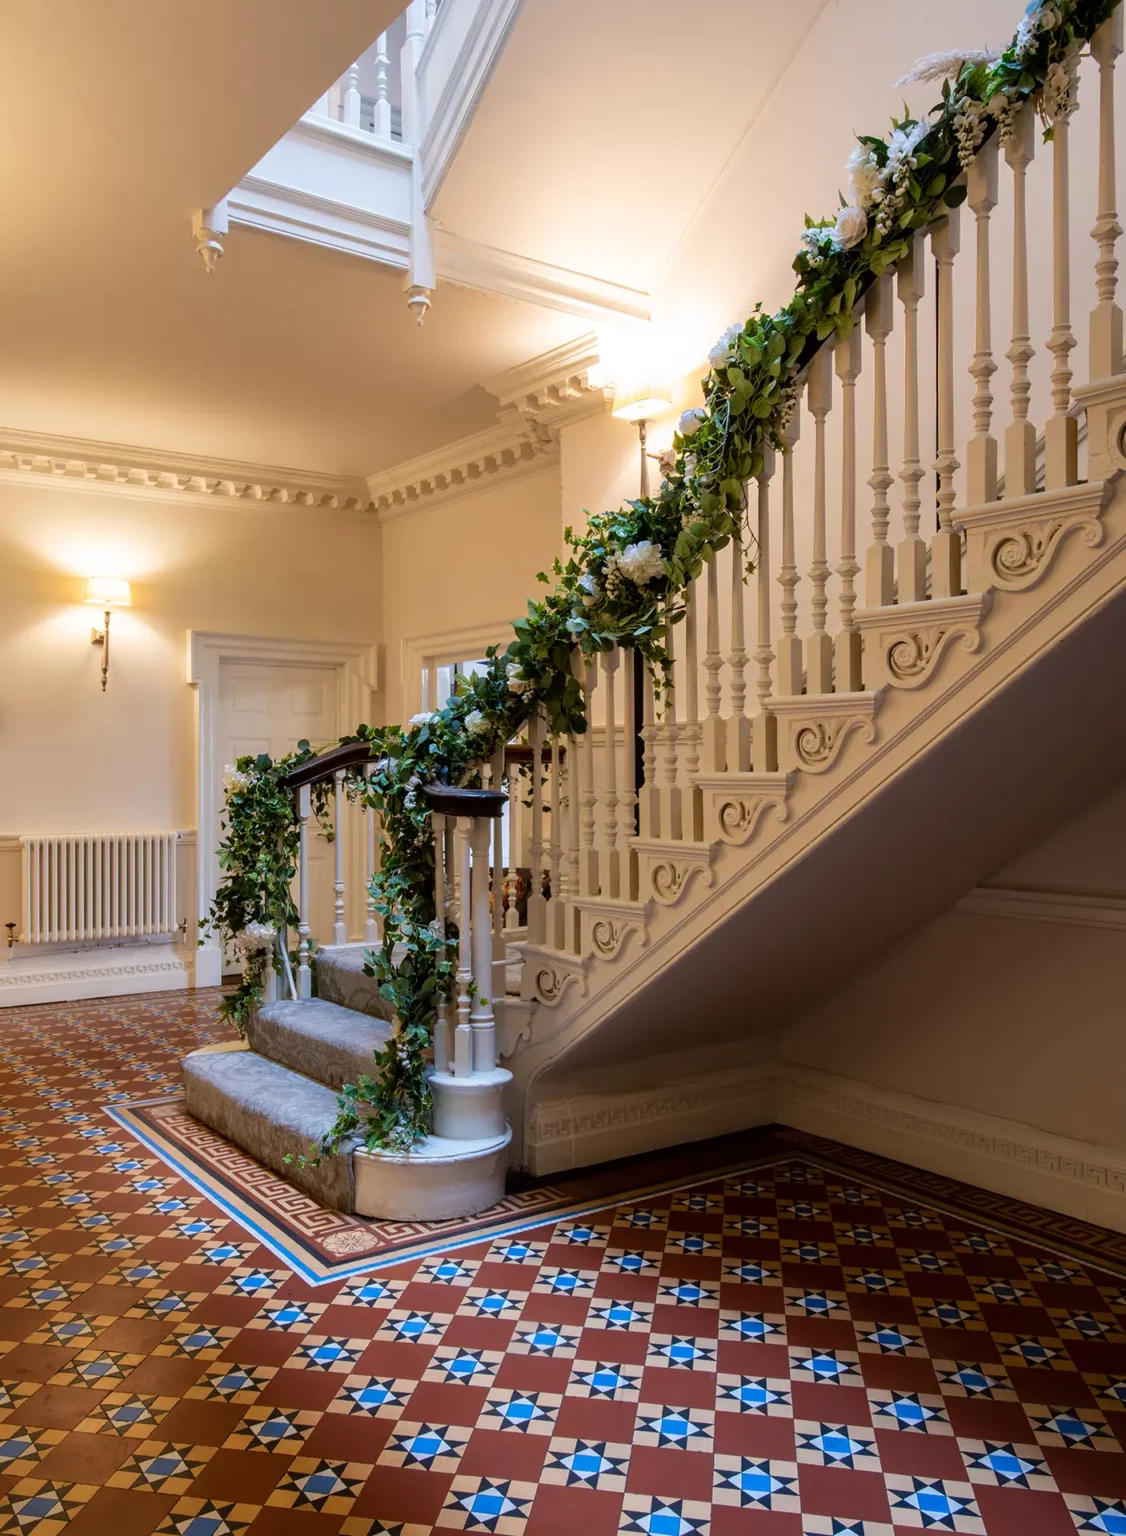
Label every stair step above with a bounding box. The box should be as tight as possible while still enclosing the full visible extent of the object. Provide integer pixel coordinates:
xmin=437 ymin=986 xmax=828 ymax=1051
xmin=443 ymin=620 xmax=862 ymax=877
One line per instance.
xmin=314 ymin=943 xmax=397 ymax=1023
xmin=247 ymin=998 xmax=392 ymax=1093
xmin=182 ymin=1045 xmax=359 ymax=1213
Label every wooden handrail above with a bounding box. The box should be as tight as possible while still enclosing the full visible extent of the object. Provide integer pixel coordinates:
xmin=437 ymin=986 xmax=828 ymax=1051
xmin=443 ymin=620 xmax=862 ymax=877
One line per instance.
xmin=284 ymin=741 xmax=378 ymax=790
xmin=421 ymin=783 xmax=507 ymax=818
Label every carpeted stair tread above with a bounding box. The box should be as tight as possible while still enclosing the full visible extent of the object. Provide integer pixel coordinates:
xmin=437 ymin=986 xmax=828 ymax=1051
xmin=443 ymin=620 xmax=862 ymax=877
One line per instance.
xmin=248 ymin=997 xmax=392 ymax=1092
xmin=182 ymin=1048 xmax=358 ymax=1213
xmin=314 ymin=942 xmax=404 ymax=1023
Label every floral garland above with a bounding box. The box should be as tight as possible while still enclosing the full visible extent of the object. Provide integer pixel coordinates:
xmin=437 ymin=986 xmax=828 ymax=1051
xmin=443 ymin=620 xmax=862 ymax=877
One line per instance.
xmin=208 ymin=0 xmax=1119 ymax=1157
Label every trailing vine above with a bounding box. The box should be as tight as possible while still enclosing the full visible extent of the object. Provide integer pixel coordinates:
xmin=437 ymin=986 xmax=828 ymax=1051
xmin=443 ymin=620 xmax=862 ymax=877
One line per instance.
xmin=206 ymin=0 xmax=1119 ymax=1158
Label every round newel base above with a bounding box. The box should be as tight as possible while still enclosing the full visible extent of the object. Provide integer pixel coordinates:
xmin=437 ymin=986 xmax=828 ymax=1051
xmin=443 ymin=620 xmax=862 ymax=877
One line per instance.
xmin=429 ymin=1066 xmax=512 ymax=1141
xmin=352 ymin=1126 xmax=512 ymax=1220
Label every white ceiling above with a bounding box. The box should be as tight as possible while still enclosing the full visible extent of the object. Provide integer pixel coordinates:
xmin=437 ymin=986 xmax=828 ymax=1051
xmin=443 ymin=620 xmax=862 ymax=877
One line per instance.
xmin=0 ymin=1 xmax=587 ymax=476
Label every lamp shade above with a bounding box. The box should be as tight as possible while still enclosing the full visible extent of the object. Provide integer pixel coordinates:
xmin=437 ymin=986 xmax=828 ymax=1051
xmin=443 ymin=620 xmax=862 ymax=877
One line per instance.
xmin=612 ymin=381 xmax=673 ymax=423
xmin=84 ymin=577 xmax=132 ymax=608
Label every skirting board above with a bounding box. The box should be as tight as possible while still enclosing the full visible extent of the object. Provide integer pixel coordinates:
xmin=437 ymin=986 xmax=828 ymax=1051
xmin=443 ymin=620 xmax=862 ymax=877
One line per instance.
xmin=526 ymin=1063 xmax=775 ymax=1176
xmin=526 ymin=1060 xmax=1126 ymax=1232
xmin=0 ymin=945 xmax=193 ymax=1008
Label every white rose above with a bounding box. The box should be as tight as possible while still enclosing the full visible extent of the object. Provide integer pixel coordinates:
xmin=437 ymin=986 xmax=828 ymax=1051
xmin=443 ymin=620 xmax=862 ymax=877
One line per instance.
xmin=237 ymin=920 xmax=276 ymax=954
xmin=463 ymin=709 xmax=487 ymax=735
xmin=223 ymin=765 xmax=253 ymax=796
xmin=678 ymin=408 xmax=706 ymax=437
xmin=832 ymin=204 xmax=868 ymax=251
xmin=506 ymin=662 xmax=533 ymax=695
xmin=408 ymin=711 xmax=435 ymax=728
xmin=707 ymin=321 xmax=742 ymax=370
xmin=846 ymin=146 xmax=885 ymax=210
xmin=577 ymin=571 xmax=600 ymax=608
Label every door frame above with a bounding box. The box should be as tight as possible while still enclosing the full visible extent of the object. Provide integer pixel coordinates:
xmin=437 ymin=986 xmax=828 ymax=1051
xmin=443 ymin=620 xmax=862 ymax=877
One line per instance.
xmin=188 ymin=631 xmax=379 ymax=986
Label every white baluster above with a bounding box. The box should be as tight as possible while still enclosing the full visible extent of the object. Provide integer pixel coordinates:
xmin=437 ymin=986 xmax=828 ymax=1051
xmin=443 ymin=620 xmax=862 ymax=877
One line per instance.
xmin=702 ymin=553 xmax=725 ymax=772
xmin=1046 ymin=63 xmax=1079 ymax=489
xmin=865 ymin=274 xmax=895 ymax=605
xmin=426 ymin=0 xmax=438 ymax=25
xmin=1092 ymin=12 xmax=1124 ymax=379
xmin=364 ymin=762 xmax=379 ymax=944
xmin=432 ymin=813 xmax=449 ymax=1074
xmin=683 ymin=584 xmax=703 ymax=838
xmin=639 ymin=671 xmax=661 ymax=836
xmin=754 ymin=450 xmax=778 ymax=767
xmin=932 ymin=209 xmax=962 ymax=597
xmin=1005 ymin=106 xmax=1037 ymax=498
xmin=343 ymin=60 xmax=361 ymax=129
xmin=468 ymin=816 xmax=497 ymax=1073
xmin=835 ymin=327 xmax=864 ymax=684
xmin=601 ymin=649 xmax=621 ymax=898
xmin=967 ymin=136 xmax=999 ymax=506
xmin=373 ymin=32 xmax=393 ymax=139
xmin=618 ymin=652 xmax=638 ymax=900
xmin=659 ymin=667 xmax=683 ymax=841
xmin=453 ymin=819 xmax=472 ymax=1074
xmin=806 ymin=347 xmax=834 ymax=693
xmin=296 ymin=784 xmax=311 ymax=998
xmin=332 ymin=769 xmax=347 ymax=945
xmin=491 ymin=750 xmax=505 ymax=950
xmin=527 ymin=711 xmax=547 ymax=942
xmin=897 ymin=232 xmax=928 ymax=601
xmin=776 ymin=386 xmax=803 ymax=694
xmin=566 ymin=737 xmax=581 ymax=949
xmin=547 ymin=736 xmax=564 ymax=946
xmin=578 ymin=658 xmax=600 ymax=892
xmin=728 ymin=520 xmax=752 ymax=768
xmin=504 ymin=758 xmax=520 ymax=932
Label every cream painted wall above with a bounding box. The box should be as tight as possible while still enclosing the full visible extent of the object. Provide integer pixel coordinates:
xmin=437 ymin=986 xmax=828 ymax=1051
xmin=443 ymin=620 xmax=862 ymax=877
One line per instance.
xmin=0 ymin=478 xmax=382 ymax=841
xmin=775 ymin=777 xmax=1126 ymax=1152
xmin=378 ymin=464 xmax=562 ymax=724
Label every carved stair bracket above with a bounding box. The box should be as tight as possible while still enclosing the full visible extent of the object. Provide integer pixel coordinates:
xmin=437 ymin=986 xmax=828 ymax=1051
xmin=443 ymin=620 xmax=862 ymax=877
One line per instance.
xmin=519 ymin=946 xmax=587 ymax=1009
xmin=856 ymin=595 xmax=991 ymax=691
xmin=695 ymin=773 xmax=793 ymax=846
xmin=961 ymin=481 xmax=1111 ymax=594
xmin=770 ymin=692 xmax=883 ymax=776
xmin=1073 ymin=376 xmax=1126 ymax=483
xmin=631 ymin=840 xmax=716 ymax=907
xmin=578 ymin=900 xmax=649 ymax=961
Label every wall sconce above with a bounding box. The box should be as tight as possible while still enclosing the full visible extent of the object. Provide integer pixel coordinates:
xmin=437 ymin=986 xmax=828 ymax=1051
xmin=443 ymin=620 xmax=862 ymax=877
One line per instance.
xmin=85 ymin=577 xmax=132 ymax=691
xmin=612 ymin=380 xmax=673 ymax=498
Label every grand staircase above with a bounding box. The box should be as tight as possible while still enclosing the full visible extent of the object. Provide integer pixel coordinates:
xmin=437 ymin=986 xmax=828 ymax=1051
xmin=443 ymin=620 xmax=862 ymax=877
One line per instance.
xmin=185 ymin=12 xmax=1126 ymax=1223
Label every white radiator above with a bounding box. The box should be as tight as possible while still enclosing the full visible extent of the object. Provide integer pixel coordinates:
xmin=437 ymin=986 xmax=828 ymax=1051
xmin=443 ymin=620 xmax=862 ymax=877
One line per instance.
xmin=20 ymin=833 xmax=179 ymax=945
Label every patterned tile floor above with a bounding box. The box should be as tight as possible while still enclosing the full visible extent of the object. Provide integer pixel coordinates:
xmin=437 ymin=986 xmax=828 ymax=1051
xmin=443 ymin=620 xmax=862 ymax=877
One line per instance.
xmin=0 ymin=992 xmax=1124 ymax=1533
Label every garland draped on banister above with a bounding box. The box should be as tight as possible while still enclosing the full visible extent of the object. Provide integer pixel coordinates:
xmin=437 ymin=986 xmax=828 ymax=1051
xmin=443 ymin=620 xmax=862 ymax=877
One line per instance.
xmin=208 ymin=0 xmax=1120 ymax=1156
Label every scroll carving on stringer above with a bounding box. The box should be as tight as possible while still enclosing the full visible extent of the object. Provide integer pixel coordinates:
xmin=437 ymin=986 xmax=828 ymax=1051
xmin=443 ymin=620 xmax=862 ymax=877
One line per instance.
xmin=989 ymin=514 xmax=1105 ymax=590
xmin=716 ymin=793 xmax=789 ymax=846
xmin=791 ymin=713 xmax=878 ymax=775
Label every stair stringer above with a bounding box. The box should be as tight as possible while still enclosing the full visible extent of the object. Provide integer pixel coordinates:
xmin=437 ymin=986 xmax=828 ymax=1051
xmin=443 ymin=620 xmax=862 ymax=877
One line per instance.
xmin=506 ymin=458 xmax=1126 ymax=1174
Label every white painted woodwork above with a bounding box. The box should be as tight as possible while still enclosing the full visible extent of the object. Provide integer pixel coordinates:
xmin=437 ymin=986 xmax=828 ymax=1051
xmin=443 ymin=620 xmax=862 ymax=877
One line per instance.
xmin=776 ymin=388 xmax=803 ymax=697
xmin=468 ymin=815 xmax=496 ymax=1072
xmin=343 ymin=61 xmax=362 ymax=129
xmin=897 ymin=233 xmax=928 ymax=602
xmin=332 ymin=769 xmax=347 ymax=946
xmin=600 ymin=648 xmax=621 ymax=899
xmin=1046 ymin=67 xmax=1079 ymax=490
xmin=1005 ymin=106 xmax=1038 ymax=498
xmin=432 ymin=813 xmax=449 ymax=1073
xmin=865 ymin=273 xmax=895 ymax=607
xmin=547 ymin=737 xmax=564 ymax=947
xmin=364 ymin=761 xmax=379 ymax=945
xmin=1092 ymin=12 xmax=1124 ymax=380
xmin=527 ymin=710 xmax=547 ymax=941
xmin=19 ymin=833 xmax=178 ymax=945
xmin=296 ymin=784 xmax=312 ymax=999
xmin=682 ymin=585 xmax=703 ymax=840
xmin=454 ymin=819 xmax=472 ymax=1073
xmin=805 ymin=347 xmax=834 ymax=694
xmin=639 ymin=674 xmax=661 ymax=837
xmin=967 ymin=135 xmax=999 ymax=507
xmin=834 ymin=329 xmax=863 ymax=686
xmin=702 ymin=552 xmax=725 ymax=773
xmin=754 ymin=450 xmax=778 ymax=768
xmin=373 ymin=32 xmax=393 ymax=139
xmin=932 ymin=208 xmax=962 ymax=598
xmin=618 ymin=654 xmax=638 ymax=901
xmin=728 ymin=522 xmax=752 ymax=770
xmin=578 ymin=660 xmax=600 ymax=893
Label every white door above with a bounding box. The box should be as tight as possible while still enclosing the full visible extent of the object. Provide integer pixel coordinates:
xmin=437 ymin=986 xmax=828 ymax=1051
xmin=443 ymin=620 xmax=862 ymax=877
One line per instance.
xmin=217 ymin=660 xmax=339 ymax=962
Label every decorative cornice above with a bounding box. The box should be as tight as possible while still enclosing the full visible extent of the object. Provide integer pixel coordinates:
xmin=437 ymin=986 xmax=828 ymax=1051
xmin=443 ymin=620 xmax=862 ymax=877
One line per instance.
xmin=0 ymin=428 xmax=372 ymax=512
xmin=434 ymin=229 xmax=651 ymax=324
xmin=230 ymin=174 xmax=411 ymax=268
xmin=369 ymin=420 xmax=559 ymax=520
xmin=369 ymin=334 xmax=609 ymax=520
xmin=955 ymin=883 xmax=1126 ymax=930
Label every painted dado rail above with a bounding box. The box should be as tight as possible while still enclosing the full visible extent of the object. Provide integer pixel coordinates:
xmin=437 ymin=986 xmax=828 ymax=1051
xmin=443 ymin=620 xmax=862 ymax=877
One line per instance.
xmin=202 ymin=2 xmax=1126 ymax=1223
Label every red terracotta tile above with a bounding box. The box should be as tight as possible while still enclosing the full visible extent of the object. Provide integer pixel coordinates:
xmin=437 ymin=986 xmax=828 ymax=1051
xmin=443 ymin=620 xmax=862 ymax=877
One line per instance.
xmin=626 ymin=1445 xmax=714 ymax=1501
xmin=974 ymin=1484 xmax=1077 ymax=1536
xmin=16 ymin=1382 xmax=107 ymax=1429
xmin=943 ymin=1396 xmax=1037 ymax=1441
xmin=460 ymin=1427 xmax=550 ymax=1481
xmin=639 ymin=1369 xmax=717 ymax=1409
xmin=34 ymin=1429 xmax=137 ymax=1483
xmin=525 ymin=1483 xmax=624 ymax=1536
xmin=873 ymin=1428 xmax=968 ymax=1479
xmin=156 ymin=1397 xmax=248 ymax=1446
xmin=797 ymin=1463 xmax=893 ymax=1522
xmin=191 ymin=1446 xmax=291 ymax=1502
xmin=254 ymin=1369 xmax=341 ymax=1413
xmin=1042 ymin=1446 xmax=1126 ymax=1496
xmin=713 ymin=1411 xmax=795 ymax=1459
xmin=247 ymin=1508 xmax=344 ymax=1535
xmin=403 ymin=1381 xmax=490 ymax=1428
xmin=60 ymin=1485 xmax=177 ymax=1536
xmin=301 ymin=1412 xmax=394 ymax=1463
xmin=790 ymin=1384 xmax=872 ymax=1425
xmin=352 ymin=1464 xmax=453 ymax=1523
xmin=554 ymin=1398 xmax=637 ymax=1443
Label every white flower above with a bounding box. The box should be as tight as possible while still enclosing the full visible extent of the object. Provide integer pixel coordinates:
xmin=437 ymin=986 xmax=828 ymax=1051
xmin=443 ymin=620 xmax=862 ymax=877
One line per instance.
xmin=684 ymin=453 xmax=698 ymax=476
xmin=577 ymin=571 xmax=601 ymax=607
xmin=506 ymin=662 xmax=534 ymax=695
xmin=656 ymin=447 xmax=678 ymax=479
xmin=566 ymin=616 xmax=585 ymax=635
xmin=615 ymin=540 xmax=665 ymax=586
xmin=223 ymin=765 xmax=253 ymax=797
xmin=408 ymin=711 xmax=435 ymax=728
xmin=678 ymin=408 xmax=706 ymax=437
xmin=846 ymin=145 xmax=885 ymax=210
xmin=236 ymin=920 xmax=276 ymax=954
xmin=886 ymin=120 xmax=928 ymax=176
xmin=1015 ymin=14 xmax=1036 ymax=53
xmin=832 ymin=204 xmax=868 ymax=251
xmin=463 ymin=709 xmax=487 ymax=735
xmin=708 ymin=321 xmax=742 ymax=370
xmin=799 ymin=225 xmax=834 ymax=267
